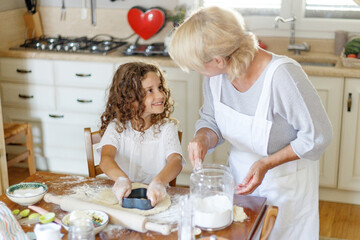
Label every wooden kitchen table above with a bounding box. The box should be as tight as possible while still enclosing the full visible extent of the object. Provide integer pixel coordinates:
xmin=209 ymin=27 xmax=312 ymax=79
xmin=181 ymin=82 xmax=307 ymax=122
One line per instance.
xmin=0 ymin=172 xmax=268 ymax=240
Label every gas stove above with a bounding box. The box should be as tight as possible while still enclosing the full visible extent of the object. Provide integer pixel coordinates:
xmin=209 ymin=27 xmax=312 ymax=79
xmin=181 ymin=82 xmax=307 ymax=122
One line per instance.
xmin=10 ymin=35 xmax=128 ymax=55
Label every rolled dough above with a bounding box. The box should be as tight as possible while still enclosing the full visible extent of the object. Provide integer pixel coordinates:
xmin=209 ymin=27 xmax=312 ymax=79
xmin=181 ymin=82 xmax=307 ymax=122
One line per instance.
xmin=92 ymin=183 xmax=171 ymax=216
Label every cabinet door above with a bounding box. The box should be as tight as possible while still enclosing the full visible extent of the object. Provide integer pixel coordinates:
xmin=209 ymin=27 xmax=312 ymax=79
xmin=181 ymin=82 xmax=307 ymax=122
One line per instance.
xmin=162 ymin=67 xmax=201 ymax=173
xmin=310 ymin=76 xmax=344 ymax=188
xmin=338 ymin=78 xmax=360 ymax=191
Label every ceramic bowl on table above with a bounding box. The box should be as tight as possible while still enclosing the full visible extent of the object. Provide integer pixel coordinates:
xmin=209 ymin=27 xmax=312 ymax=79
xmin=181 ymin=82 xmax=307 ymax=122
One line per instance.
xmin=62 ymin=210 xmax=109 ymax=235
xmin=6 ymin=182 xmax=48 ymax=206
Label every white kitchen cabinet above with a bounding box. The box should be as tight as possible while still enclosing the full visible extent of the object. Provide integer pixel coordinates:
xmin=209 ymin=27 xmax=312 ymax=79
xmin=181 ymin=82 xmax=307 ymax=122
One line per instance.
xmin=0 ymin=58 xmax=53 ymax=84
xmin=311 ymin=76 xmax=360 ymax=204
xmin=161 ymin=67 xmax=202 ymax=176
xmin=338 ymin=78 xmax=360 ymax=192
xmin=54 ymin=60 xmax=113 ymax=88
xmin=0 ymin=58 xmax=113 ymax=174
xmin=308 ymin=76 xmax=344 ymax=188
xmin=1 ymin=82 xmax=56 ymax=110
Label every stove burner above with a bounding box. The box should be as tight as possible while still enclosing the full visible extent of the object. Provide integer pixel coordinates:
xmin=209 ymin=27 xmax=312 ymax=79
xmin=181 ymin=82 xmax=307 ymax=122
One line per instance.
xmin=12 ymin=35 xmax=127 ymax=55
xmin=124 ymin=43 xmax=169 ymax=57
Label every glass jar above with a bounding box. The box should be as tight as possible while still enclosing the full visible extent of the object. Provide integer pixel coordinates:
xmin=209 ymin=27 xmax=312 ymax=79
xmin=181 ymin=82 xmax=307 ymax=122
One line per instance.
xmin=67 ymin=217 xmax=95 ymax=240
xmin=177 ymin=194 xmax=194 ymax=240
xmin=190 ymin=164 xmax=234 ymax=231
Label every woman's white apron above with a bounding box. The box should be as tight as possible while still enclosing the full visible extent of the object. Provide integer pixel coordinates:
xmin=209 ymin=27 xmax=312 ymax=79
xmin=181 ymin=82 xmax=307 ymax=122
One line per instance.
xmin=210 ymin=58 xmax=319 ymax=239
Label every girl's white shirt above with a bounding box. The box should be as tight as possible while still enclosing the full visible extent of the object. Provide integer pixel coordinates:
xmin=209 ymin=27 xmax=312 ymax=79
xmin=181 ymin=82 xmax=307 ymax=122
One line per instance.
xmin=97 ymin=120 xmax=184 ymax=184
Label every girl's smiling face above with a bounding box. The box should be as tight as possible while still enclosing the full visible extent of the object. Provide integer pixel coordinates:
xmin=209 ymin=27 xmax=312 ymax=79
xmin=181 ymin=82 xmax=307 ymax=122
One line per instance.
xmin=141 ymin=71 xmax=165 ymax=121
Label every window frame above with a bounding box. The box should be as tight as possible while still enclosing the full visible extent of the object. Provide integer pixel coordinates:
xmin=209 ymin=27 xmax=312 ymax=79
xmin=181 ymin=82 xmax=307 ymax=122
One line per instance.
xmin=195 ymin=0 xmax=360 ymax=39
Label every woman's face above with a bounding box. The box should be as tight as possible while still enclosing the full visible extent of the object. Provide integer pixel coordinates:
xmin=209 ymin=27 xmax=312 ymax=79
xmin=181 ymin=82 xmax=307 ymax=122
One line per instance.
xmin=141 ymin=71 xmax=165 ymax=121
xmin=199 ymin=57 xmax=227 ymax=77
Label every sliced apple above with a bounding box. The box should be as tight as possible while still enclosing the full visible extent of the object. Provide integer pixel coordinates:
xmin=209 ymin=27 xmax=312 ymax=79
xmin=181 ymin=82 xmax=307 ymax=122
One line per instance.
xmin=39 ymin=212 xmax=56 ymax=224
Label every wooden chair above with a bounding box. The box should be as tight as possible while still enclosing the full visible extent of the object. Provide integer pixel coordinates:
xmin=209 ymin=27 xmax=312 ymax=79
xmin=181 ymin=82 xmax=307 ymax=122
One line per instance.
xmin=4 ymin=123 xmax=36 ymax=176
xmin=84 ymin=128 xmax=182 ymax=187
xmin=260 ymin=205 xmax=279 ymax=240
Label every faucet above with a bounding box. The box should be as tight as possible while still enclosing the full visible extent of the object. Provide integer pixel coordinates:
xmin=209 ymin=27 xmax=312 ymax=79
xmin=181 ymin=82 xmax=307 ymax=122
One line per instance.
xmin=274 ymin=16 xmax=310 ymax=55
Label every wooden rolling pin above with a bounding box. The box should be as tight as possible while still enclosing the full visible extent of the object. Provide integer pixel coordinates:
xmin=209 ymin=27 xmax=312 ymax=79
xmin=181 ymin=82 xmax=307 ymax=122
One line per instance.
xmin=44 ymin=193 xmax=171 ymax=235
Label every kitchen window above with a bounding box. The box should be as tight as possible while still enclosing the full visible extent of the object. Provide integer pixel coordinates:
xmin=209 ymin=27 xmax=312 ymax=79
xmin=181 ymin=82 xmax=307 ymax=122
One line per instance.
xmin=202 ymin=0 xmax=281 ymax=16
xmin=200 ymin=0 xmax=360 ymax=38
xmin=305 ymin=0 xmax=360 ymax=19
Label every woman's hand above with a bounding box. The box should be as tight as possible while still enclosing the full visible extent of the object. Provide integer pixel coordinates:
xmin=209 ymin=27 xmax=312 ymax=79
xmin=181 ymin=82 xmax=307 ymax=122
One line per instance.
xmin=235 ymin=158 xmax=270 ymax=195
xmin=112 ymin=176 xmax=132 ymax=205
xmin=188 ymin=128 xmax=219 ymax=169
xmin=188 ymin=139 xmax=205 ymax=169
xmin=147 ymin=180 xmax=167 ymax=207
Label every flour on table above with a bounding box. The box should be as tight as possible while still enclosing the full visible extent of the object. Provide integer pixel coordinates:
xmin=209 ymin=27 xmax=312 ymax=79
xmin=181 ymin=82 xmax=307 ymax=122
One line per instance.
xmin=68 ymin=183 xmax=171 ymax=216
xmin=233 ymin=205 xmax=248 ymax=222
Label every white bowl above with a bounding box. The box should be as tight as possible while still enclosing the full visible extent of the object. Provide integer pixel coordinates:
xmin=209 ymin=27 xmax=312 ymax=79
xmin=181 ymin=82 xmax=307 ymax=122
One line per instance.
xmin=62 ymin=210 xmax=109 ymax=235
xmin=6 ymin=182 xmax=48 ymax=206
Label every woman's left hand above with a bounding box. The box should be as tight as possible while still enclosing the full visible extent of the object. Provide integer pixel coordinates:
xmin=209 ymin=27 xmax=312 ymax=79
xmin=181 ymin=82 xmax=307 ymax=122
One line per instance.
xmin=235 ymin=158 xmax=270 ymax=195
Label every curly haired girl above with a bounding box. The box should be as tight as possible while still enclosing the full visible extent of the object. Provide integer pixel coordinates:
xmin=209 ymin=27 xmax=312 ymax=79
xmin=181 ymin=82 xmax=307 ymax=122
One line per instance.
xmin=97 ymin=62 xmax=184 ymax=207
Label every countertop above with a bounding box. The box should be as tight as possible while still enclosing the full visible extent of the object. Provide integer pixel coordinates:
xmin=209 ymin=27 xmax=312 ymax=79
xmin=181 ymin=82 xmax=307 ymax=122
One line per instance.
xmin=1 ymin=48 xmax=360 ymax=78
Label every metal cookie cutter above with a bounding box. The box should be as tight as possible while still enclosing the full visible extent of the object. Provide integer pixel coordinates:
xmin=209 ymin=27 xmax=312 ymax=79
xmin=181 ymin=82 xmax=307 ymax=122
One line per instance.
xmin=122 ymin=188 xmax=153 ymax=210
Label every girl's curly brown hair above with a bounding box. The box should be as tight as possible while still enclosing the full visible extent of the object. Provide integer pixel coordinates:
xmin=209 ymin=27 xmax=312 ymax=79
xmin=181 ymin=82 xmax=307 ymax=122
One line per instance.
xmin=100 ymin=62 xmax=176 ymax=136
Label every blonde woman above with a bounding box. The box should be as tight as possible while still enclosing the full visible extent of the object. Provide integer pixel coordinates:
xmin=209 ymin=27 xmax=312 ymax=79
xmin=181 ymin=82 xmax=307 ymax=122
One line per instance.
xmin=169 ymin=6 xmax=332 ymax=239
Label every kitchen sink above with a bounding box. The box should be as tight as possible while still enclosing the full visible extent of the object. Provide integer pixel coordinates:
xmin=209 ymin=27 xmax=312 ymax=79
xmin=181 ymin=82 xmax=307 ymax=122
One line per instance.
xmin=299 ymin=61 xmax=336 ymax=67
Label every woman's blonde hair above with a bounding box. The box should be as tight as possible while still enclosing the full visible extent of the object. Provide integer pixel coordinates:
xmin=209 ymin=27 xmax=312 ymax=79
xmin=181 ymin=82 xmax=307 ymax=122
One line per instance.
xmin=168 ymin=6 xmax=258 ymax=81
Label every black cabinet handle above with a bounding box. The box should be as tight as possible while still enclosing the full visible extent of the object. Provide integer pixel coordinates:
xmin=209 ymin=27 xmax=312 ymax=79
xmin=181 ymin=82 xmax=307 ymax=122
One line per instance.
xmin=75 ymin=73 xmax=92 ymax=77
xmin=347 ymin=93 xmax=352 ymax=112
xmin=18 ymin=94 xmax=34 ymax=99
xmin=77 ymin=99 xmax=93 ymax=103
xmin=16 ymin=69 xmax=32 ymax=74
xmin=49 ymin=114 xmax=64 ymax=118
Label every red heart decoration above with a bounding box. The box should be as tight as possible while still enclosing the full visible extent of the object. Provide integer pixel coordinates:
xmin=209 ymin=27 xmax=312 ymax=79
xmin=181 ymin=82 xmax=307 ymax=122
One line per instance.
xmin=127 ymin=7 xmax=166 ymax=40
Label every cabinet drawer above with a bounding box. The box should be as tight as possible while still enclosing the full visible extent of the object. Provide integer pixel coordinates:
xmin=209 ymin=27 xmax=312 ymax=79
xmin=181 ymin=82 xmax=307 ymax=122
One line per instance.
xmin=1 ymin=83 xmax=55 ymax=109
xmin=0 ymin=58 xmax=53 ymax=84
xmin=3 ymin=108 xmax=100 ymax=126
xmin=56 ymin=87 xmax=106 ymax=114
xmin=54 ymin=60 xmax=114 ymax=88
xmin=3 ymin=108 xmax=100 ymax=148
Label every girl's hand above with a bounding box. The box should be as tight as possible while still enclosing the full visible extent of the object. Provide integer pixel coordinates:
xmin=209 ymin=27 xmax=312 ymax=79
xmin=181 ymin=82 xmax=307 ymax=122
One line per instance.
xmin=112 ymin=176 xmax=132 ymax=205
xmin=188 ymin=136 xmax=208 ymax=169
xmin=147 ymin=180 xmax=167 ymax=207
xmin=235 ymin=158 xmax=270 ymax=195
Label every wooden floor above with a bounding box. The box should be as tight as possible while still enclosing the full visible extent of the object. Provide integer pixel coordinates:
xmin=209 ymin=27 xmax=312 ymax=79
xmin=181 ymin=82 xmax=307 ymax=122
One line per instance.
xmin=6 ymin=167 xmax=360 ymax=240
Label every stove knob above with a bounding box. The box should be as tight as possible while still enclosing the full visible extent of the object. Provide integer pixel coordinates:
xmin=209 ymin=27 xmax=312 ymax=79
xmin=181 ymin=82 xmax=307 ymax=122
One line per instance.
xmin=35 ymin=42 xmax=41 ymax=49
xmin=72 ymin=46 xmax=78 ymax=52
xmin=48 ymin=44 xmax=54 ymax=51
xmin=91 ymin=45 xmax=98 ymax=51
xmin=40 ymin=43 xmax=47 ymax=50
xmin=64 ymin=45 xmax=69 ymax=51
xmin=56 ymin=45 xmax=62 ymax=51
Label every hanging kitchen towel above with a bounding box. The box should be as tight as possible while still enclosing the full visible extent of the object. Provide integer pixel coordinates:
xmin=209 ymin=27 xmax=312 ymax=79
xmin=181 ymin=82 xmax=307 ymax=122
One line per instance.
xmin=0 ymin=201 xmax=29 ymax=240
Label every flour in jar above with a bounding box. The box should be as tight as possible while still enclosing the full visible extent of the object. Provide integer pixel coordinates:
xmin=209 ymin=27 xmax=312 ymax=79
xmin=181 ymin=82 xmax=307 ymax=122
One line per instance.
xmin=194 ymin=195 xmax=233 ymax=230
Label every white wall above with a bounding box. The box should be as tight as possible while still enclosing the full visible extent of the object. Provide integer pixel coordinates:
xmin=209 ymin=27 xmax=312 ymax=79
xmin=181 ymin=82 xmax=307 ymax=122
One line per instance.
xmin=39 ymin=0 xmax=178 ymax=9
xmin=0 ymin=0 xmax=25 ymax=12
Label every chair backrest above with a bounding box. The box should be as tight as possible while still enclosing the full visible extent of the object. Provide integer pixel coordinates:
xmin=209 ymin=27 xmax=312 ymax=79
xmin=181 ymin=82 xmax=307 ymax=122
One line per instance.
xmin=260 ymin=205 xmax=279 ymax=240
xmin=84 ymin=128 xmax=182 ymax=187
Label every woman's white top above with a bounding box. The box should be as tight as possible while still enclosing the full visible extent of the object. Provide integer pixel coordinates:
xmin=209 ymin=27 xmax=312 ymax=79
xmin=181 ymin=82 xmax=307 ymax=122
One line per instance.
xmin=196 ymin=54 xmax=332 ymax=160
xmin=97 ymin=120 xmax=184 ymax=184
